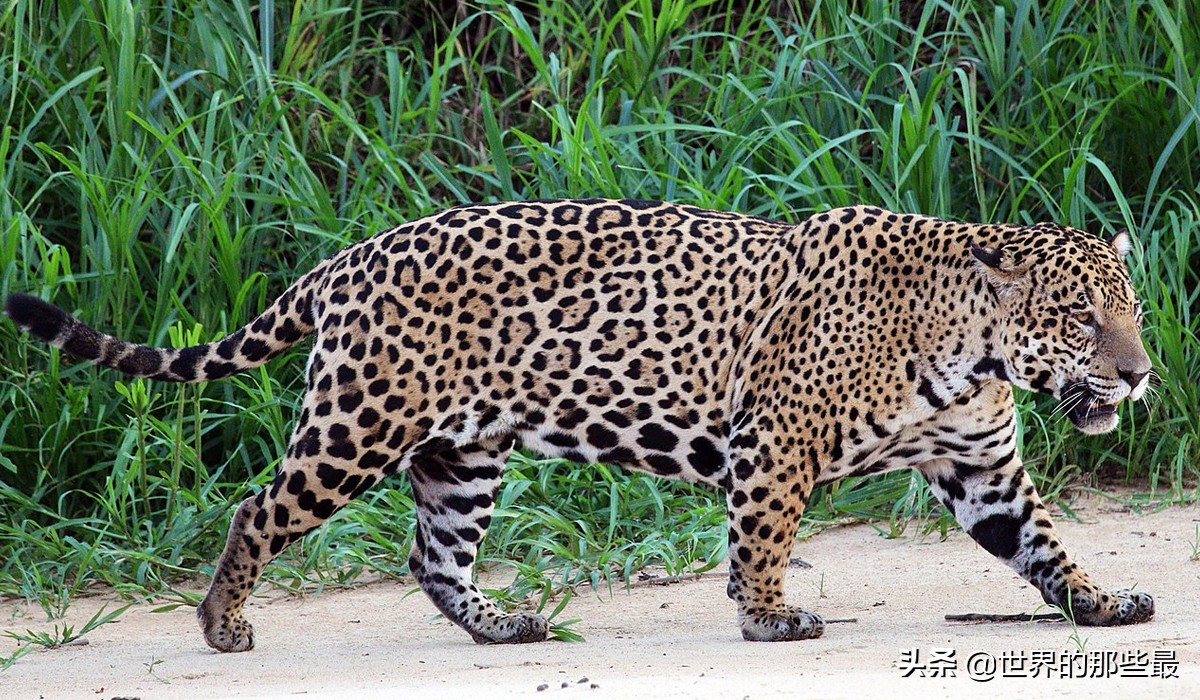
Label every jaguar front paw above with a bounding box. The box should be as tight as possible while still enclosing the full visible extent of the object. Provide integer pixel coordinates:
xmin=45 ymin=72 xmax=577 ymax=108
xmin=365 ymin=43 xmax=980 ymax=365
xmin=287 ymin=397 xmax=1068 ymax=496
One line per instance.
xmin=740 ymin=606 xmax=825 ymax=641
xmin=1055 ymin=587 xmax=1154 ymax=626
xmin=1082 ymin=589 xmax=1155 ymax=626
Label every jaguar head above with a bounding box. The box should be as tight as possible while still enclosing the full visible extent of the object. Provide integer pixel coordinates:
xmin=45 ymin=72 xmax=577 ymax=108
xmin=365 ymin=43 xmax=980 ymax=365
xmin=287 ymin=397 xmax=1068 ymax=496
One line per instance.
xmin=972 ymin=225 xmax=1151 ymax=435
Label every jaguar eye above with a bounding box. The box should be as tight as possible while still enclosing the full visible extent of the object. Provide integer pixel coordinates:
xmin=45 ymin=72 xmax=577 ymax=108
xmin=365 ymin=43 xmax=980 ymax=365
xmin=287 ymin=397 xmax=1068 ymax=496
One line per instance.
xmin=1073 ymin=311 xmax=1098 ymax=328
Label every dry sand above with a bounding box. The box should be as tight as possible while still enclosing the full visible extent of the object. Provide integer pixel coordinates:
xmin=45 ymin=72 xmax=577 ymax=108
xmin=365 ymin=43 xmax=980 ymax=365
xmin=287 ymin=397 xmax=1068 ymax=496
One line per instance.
xmin=3 ymin=495 xmax=1198 ymax=699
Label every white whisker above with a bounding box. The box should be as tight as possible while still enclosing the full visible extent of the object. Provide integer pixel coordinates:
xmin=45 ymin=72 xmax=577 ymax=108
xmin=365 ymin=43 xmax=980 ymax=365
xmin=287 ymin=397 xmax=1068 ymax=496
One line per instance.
xmin=1053 ymin=392 xmax=1088 ymax=419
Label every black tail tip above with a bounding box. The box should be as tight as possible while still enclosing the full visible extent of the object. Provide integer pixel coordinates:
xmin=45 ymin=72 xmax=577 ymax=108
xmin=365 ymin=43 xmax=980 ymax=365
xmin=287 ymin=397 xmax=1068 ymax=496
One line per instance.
xmin=5 ymin=293 xmax=72 ymax=342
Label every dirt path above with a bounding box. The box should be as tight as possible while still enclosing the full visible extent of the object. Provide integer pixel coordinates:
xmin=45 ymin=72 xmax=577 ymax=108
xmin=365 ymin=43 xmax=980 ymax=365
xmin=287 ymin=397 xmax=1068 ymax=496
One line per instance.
xmin=3 ymin=497 xmax=1198 ymax=699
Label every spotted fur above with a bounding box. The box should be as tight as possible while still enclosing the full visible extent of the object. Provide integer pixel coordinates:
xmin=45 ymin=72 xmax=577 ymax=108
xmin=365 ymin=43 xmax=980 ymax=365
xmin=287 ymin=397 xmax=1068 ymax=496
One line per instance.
xmin=5 ymin=200 xmax=1155 ymax=651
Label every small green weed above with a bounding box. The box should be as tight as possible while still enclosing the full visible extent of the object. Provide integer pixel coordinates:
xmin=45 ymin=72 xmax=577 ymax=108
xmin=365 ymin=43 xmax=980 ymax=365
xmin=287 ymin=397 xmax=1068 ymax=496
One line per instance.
xmin=3 ymin=603 xmax=132 ymax=659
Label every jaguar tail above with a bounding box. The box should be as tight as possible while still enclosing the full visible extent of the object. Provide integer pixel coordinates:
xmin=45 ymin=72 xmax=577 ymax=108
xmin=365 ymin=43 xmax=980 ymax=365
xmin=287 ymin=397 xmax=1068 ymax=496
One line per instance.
xmin=5 ymin=270 xmax=322 ymax=383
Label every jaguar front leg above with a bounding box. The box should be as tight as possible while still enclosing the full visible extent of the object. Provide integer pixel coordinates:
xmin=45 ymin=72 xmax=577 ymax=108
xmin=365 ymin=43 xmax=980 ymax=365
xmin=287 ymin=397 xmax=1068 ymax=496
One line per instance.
xmin=921 ymin=455 xmax=1154 ymax=626
xmin=724 ymin=432 xmax=824 ymax=641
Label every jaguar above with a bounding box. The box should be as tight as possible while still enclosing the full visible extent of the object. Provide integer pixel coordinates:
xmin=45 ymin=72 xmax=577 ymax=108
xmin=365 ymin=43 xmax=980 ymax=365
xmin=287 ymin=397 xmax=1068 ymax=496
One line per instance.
xmin=5 ymin=199 xmax=1155 ymax=651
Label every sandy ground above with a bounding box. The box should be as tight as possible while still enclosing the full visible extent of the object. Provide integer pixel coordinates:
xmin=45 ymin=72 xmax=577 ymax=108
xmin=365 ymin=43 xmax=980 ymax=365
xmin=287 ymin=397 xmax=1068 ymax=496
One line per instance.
xmin=3 ymin=497 xmax=1198 ymax=700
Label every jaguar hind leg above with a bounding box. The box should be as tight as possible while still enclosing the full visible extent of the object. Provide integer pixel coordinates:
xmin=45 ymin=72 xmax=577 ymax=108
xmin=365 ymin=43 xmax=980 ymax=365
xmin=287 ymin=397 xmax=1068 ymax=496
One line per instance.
xmin=197 ymin=380 xmax=426 ymax=652
xmin=197 ymin=448 xmax=379 ymax=652
xmin=922 ymin=456 xmax=1154 ymax=626
xmin=408 ymin=439 xmax=548 ymax=644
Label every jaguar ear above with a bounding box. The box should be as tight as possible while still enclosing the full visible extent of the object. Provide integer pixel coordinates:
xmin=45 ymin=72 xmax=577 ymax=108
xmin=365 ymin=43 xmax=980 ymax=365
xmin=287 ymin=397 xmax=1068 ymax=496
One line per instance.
xmin=970 ymin=242 xmax=1029 ymax=294
xmin=1107 ymin=229 xmax=1133 ymax=261
xmin=969 ymin=243 xmax=1003 ymax=268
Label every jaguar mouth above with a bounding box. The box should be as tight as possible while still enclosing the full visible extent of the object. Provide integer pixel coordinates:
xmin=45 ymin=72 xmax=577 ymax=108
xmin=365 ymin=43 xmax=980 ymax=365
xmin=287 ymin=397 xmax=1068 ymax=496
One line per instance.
xmin=1060 ymin=383 xmax=1119 ymax=433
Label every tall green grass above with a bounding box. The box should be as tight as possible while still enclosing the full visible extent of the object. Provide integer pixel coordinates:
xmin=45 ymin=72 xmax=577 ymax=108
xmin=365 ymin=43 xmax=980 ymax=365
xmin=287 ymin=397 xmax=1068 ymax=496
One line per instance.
xmin=0 ymin=0 xmax=1197 ymax=616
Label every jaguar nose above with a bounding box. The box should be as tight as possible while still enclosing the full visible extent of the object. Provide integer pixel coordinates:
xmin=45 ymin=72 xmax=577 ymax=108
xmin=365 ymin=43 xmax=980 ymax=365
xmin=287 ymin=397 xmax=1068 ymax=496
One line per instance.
xmin=1117 ymin=369 xmax=1147 ymax=391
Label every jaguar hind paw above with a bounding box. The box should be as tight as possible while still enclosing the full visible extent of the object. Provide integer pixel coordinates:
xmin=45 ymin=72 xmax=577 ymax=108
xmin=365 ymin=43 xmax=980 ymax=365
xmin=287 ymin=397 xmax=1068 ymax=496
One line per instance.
xmin=198 ymin=604 xmax=255 ymax=653
xmin=470 ymin=611 xmax=549 ymax=645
